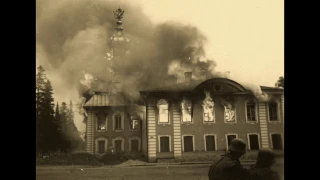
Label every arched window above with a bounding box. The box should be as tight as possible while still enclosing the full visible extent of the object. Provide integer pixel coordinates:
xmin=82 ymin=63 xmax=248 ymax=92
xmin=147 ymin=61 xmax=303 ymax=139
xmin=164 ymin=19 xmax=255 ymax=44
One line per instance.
xmin=221 ymin=99 xmax=236 ymax=123
xmin=95 ymin=136 xmax=108 ymax=155
xmin=268 ymin=100 xmax=280 ymax=122
xmin=157 ymin=99 xmax=169 ymax=123
xmin=181 ymin=97 xmax=192 ymax=123
xmin=96 ymin=112 xmax=107 ymax=131
xmin=202 ymin=91 xmax=215 ymax=123
xmin=245 ymin=99 xmax=258 ymax=122
xmin=113 ymin=111 xmax=124 ymax=131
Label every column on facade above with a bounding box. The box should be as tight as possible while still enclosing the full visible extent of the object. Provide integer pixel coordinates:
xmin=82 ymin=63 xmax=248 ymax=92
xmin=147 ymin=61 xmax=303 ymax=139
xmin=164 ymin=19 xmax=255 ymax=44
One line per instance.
xmin=258 ymin=102 xmax=269 ymax=148
xmin=86 ymin=111 xmax=95 ymax=154
xmin=172 ymin=103 xmax=182 ymax=159
xmin=281 ymin=95 xmax=284 ymax=131
xmin=147 ymin=103 xmax=157 ymax=162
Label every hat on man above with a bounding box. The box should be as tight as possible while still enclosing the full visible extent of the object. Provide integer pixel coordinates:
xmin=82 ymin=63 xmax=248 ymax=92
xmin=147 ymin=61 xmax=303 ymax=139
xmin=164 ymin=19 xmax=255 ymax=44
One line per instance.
xmin=229 ymin=138 xmax=246 ymax=154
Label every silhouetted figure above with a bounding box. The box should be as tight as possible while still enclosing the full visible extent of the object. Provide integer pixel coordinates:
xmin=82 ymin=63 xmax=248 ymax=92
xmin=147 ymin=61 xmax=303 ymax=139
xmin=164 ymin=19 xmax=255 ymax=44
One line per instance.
xmin=249 ymin=148 xmax=280 ymax=180
xmin=208 ymin=138 xmax=249 ymax=180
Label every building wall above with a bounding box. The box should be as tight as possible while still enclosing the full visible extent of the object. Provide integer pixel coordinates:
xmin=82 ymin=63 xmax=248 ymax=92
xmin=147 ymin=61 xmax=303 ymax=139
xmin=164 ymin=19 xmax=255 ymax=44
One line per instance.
xmin=145 ymin=93 xmax=284 ymax=162
xmin=85 ymin=106 xmax=143 ymax=156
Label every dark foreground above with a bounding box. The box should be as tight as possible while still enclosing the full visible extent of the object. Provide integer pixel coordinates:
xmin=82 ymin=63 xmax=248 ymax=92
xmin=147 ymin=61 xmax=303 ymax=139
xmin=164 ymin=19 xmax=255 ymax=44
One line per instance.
xmin=36 ymin=164 xmax=284 ymax=180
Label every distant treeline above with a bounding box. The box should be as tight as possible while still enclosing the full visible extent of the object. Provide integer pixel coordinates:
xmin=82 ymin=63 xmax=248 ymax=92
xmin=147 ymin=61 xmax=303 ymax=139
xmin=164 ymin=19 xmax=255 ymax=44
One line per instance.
xmin=36 ymin=66 xmax=83 ymax=155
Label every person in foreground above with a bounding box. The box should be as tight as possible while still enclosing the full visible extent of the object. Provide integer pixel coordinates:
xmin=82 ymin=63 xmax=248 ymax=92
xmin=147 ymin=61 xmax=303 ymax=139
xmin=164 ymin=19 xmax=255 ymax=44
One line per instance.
xmin=248 ymin=148 xmax=280 ymax=180
xmin=208 ymin=138 xmax=249 ymax=180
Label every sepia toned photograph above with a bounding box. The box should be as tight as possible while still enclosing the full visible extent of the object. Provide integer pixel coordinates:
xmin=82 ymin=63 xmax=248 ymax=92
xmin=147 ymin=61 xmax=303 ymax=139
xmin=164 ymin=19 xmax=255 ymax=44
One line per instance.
xmin=36 ymin=0 xmax=284 ymax=179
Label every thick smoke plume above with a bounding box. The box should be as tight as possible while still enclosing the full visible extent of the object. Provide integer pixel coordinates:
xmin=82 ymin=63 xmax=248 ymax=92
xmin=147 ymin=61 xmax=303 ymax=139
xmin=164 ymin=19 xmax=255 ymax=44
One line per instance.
xmin=36 ymin=0 xmax=216 ymax=95
xmin=36 ymin=0 xmax=266 ymax=133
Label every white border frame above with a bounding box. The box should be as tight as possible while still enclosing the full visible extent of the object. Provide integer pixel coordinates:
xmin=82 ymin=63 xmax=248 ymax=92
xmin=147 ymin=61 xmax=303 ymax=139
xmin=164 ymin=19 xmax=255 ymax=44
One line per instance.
xmin=225 ymin=133 xmax=238 ymax=150
xmin=269 ymin=133 xmax=284 ymax=150
xmin=204 ymin=134 xmax=217 ymax=151
xmin=95 ymin=136 xmax=108 ymax=155
xmin=112 ymin=136 xmax=125 ymax=153
xmin=157 ymin=99 xmax=170 ymax=124
xmin=267 ymin=100 xmax=281 ymax=123
xmin=128 ymin=136 xmax=141 ymax=152
xmin=181 ymin=134 xmax=195 ymax=152
xmin=112 ymin=110 xmax=125 ymax=132
xmin=247 ymin=133 xmax=261 ymax=150
xmin=244 ymin=99 xmax=259 ymax=123
xmin=158 ymin=135 xmax=171 ymax=152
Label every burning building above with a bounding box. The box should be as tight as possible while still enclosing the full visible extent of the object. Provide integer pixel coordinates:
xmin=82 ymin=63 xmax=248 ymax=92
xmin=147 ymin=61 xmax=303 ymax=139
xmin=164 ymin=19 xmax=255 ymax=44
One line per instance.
xmin=82 ymin=8 xmax=146 ymax=157
xmin=139 ymin=73 xmax=284 ymax=162
xmin=82 ymin=7 xmax=284 ymax=163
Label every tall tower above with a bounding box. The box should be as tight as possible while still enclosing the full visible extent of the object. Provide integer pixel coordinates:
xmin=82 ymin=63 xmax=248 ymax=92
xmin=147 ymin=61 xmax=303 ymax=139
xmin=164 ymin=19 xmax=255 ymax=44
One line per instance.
xmin=108 ymin=8 xmax=131 ymax=64
xmin=106 ymin=8 xmax=131 ymax=92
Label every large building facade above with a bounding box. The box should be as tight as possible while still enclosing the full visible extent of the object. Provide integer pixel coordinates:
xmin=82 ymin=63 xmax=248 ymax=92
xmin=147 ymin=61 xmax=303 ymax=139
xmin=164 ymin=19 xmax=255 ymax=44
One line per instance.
xmin=140 ymin=73 xmax=284 ymax=162
xmin=83 ymin=8 xmax=284 ymax=162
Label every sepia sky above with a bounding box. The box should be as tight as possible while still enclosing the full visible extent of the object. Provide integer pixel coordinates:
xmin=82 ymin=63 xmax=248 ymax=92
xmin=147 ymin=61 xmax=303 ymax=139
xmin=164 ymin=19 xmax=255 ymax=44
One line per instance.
xmin=36 ymin=0 xmax=284 ymax=133
xmin=134 ymin=0 xmax=284 ymax=86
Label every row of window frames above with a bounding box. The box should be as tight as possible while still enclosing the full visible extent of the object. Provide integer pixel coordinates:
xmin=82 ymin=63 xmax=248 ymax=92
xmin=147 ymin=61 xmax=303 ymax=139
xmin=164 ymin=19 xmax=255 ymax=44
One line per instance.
xmin=97 ymin=139 xmax=140 ymax=154
xmin=97 ymin=117 xmax=140 ymax=130
xmin=158 ymin=134 xmax=283 ymax=152
xmin=159 ymin=102 xmax=280 ymax=123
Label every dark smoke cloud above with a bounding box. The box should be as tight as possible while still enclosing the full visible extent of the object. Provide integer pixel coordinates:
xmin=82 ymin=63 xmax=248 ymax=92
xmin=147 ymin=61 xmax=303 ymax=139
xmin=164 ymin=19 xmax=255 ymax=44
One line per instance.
xmin=36 ymin=0 xmax=217 ymax=100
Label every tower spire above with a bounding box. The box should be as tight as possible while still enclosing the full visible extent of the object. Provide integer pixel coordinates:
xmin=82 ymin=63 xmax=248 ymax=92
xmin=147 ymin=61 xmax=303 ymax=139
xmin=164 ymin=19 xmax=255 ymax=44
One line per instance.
xmin=108 ymin=7 xmax=130 ymax=59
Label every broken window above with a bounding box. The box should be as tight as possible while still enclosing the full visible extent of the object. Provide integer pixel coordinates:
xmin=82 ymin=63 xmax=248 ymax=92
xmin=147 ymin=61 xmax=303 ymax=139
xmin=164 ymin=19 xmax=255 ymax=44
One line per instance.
xmin=227 ymin=134 xmax=237 ymax=148
xmin=115 ymin=140 xmax=122 ymax=153
xmin=98 ymin=140 xmax=105 ymax=154
xmin=97 ymin=113 xmax=107 ymax=131
xmin=183 ymin=136 xmax=194 ymax=152
xmin=222 ymin=100 xmax=236 ymax=122
xmin=115 ymin=114 xmax=122 ymax=130
xmin=205 ymin=135 xmax=216 ymax=151
xmin=160 ymin=136 xmax=170 ymax=152
xmin=268 ymin=102 xmax=278 ymax=121
xmin=271 ymin=134 xmax=282 ymax=150
xmin=131 ymin=139 xmax=139 ymax=152
xmin=158 ymin=99 xmax=169 ymax=123
xmin=246 ymin=102 xmax=257 ymax=121
xmin=202 ymin=91 xmax=215 ymax=122
xmin=248 ymin=134 xmax=260 ymax=150
xmin=181 ymin=98 xmax=192 ymax=122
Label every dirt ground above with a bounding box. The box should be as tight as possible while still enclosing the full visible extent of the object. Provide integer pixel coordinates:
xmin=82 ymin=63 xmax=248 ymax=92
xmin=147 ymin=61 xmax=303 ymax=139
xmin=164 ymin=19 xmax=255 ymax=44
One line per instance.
xmin=36 ymin=163 xmax=284 ymax=180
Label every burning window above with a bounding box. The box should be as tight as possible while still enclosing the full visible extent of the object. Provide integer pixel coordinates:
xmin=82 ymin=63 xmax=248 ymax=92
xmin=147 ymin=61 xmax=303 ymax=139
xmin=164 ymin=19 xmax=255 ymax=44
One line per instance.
xmin=205 ymin=135 xmax=216 ymax=151
xmin=221 ymin=100 xmax=236 ymax=122
xmin=202 ymin=91 xmax=215 ymax=122
xmin=115 ymin=114 xmax=122 ymax=130
xmin=160 ymin=136 xmax=170 ymax=152
xmin=268 ymin=102 xmax=278 ymax=121
xmin=271 ymin=134 xmax=282 ymax=150
xmin=97 ymin=113 xmax=107 ymax=131
xmin=246 ymin=102 xmax=257 ymax=121
xmin=98 ymin=140 xmax=105 ymax=154
xmin=181 ymin=98 xmax=192 ymax=122
xmin=183 ymin=136 xmax=194 ymax=152
xmin=158 ymin=99 xmax=169 ymax=123
xmin=248 ymin=134 xmax=260 ymax=150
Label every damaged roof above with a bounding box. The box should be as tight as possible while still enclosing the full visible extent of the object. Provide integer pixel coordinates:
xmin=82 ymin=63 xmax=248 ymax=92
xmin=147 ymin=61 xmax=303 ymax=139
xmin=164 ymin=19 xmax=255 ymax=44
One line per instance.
xmin=140 ymin=80 xmax=203 ymax=92
xmin=84 ymin=92 xmax=132 ymax=107
xmin=140 ymin=79 xmax=284 ymax=93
